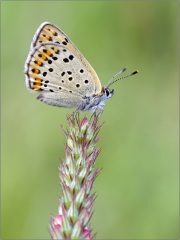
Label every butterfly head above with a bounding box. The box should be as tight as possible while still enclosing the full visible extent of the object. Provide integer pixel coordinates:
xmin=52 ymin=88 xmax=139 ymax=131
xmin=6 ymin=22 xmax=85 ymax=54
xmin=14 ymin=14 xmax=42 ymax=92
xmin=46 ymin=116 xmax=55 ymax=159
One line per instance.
xmin=100 ymin=86 xmax=114 ymax=100
xmin=96 ymin=68 xmax=139 ymax=102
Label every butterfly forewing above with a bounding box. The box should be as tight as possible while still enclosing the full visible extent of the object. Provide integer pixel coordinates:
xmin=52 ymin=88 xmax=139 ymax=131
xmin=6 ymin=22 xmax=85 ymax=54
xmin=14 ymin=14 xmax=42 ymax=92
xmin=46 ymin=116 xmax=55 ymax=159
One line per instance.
xmin=25 ymin=43 xmax=98 ymax=96
xmin=30 ymin=22 xmax=102 ymax=94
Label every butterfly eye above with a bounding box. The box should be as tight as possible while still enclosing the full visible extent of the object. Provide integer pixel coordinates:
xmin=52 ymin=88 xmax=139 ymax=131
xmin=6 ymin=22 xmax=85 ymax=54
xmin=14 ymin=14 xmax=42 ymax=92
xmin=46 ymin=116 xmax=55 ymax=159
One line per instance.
xmin=105 ymin=88 xmax=110 ymax=97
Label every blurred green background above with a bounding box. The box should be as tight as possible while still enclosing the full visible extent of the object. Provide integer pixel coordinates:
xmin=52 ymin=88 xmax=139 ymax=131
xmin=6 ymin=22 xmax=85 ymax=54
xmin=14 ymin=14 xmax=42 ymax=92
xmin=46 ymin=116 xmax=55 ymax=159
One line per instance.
xmin=2 ymin=1 xmax=178 ymax=239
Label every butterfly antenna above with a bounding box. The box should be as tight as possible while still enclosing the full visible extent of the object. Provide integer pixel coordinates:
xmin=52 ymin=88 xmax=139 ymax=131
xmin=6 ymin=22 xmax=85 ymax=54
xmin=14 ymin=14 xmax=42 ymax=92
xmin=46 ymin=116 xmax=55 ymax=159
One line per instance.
xmin=106 ymin=67 xmax=127 ymax=88
xmin=106 ymin=69 xmax=139 ymax=88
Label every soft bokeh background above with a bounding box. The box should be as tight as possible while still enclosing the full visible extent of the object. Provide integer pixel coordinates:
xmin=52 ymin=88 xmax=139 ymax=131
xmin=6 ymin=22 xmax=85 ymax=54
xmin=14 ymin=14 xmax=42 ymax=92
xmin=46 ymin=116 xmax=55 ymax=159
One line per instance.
xmin=2 ymin=1 xmax=178 ymax=239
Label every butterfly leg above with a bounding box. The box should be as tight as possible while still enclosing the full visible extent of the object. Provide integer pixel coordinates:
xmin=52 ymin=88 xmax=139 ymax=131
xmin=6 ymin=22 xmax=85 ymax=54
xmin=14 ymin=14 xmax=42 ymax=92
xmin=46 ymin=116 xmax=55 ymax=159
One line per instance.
xmin=98 ymin=108 xmax=104 ymax=118
xmin=89 ymin=105 xmax=103 ymax=121
xmin=90 ymin=110 xmax=97 ymax=122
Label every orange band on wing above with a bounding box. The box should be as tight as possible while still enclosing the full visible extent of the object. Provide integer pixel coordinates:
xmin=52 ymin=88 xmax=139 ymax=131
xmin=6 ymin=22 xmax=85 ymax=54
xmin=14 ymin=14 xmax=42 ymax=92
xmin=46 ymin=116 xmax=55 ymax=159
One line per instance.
xmin=31 ymin=68 xmax=40 ymax=74
xmin=32 ymin=78 xmax=42 ymax=90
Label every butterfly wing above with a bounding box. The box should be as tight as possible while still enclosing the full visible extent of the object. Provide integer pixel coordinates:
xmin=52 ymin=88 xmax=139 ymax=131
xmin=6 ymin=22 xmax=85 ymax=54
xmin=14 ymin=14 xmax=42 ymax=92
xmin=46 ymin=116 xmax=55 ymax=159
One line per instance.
xmin=29 ymin=22 xmax=102 ymax=94
xmin=36 ymin=91 xmax=83 ymax=109
xmin=25 ymin=42 xmax=100 ymax=109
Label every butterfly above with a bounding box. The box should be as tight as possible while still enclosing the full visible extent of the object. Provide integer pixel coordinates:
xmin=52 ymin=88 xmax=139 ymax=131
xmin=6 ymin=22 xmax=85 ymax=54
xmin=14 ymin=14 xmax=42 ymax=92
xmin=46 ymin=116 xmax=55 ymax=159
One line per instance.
xmin=24 ymin=22 xmax=138 ymax=113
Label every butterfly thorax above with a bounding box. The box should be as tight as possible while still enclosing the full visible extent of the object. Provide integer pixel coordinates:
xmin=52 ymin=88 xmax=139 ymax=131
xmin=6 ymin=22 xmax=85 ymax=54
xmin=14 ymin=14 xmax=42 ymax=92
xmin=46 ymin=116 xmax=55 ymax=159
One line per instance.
xmin=78 ymin=87 xmax=114 ymax=112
